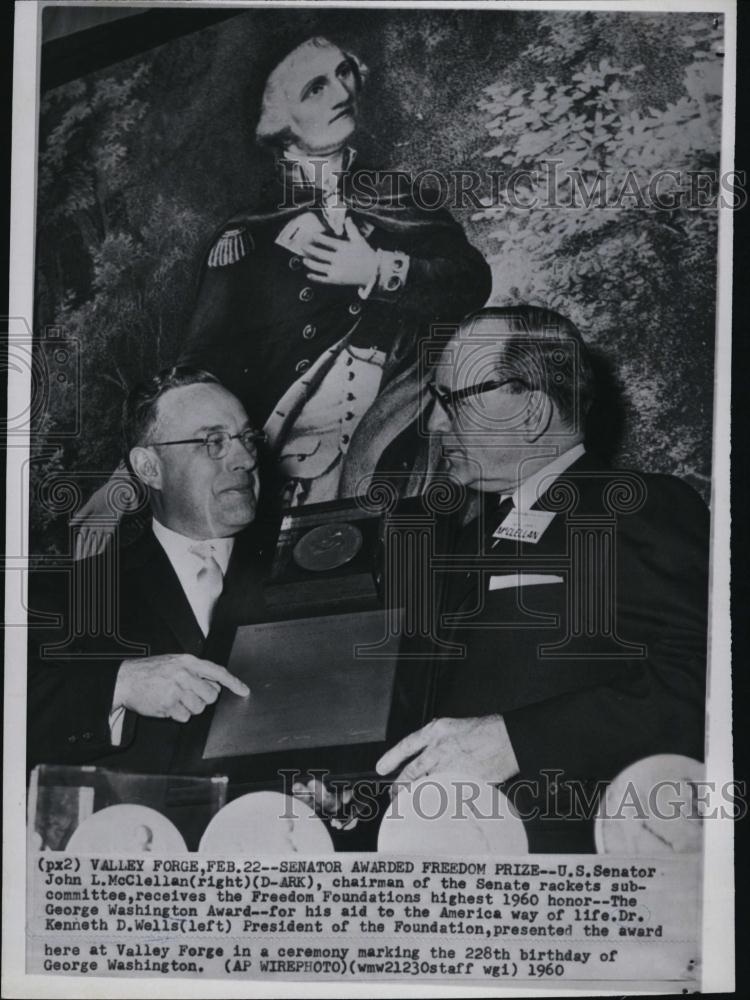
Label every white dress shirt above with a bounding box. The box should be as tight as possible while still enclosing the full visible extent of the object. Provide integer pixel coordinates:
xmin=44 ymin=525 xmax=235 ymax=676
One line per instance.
xmin=501 ymin=442 xmax=586 ymax=510
xmin=151 ymin=518 xmax=234 ymax=635
xmin=109 ymin=520 xmax=235 ymax=744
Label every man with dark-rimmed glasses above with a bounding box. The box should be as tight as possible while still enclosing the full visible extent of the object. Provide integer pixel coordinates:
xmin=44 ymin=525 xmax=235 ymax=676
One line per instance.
xmin=380 ymin=306 xmax=709 ymax=852
xmin=27 ymin=367 xmax=270 ymax=775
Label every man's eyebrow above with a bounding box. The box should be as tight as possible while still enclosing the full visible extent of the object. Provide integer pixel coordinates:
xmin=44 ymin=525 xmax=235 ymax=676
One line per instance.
xmin=300 ymin=74 xmax=328 ymax=100
xmin=191 ymin=424 xmax=228 ymax=434
xmin=191 ymin=421 xmax=253 ymax=434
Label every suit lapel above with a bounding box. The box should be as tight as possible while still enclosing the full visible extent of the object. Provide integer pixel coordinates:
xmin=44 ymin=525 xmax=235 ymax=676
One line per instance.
xmin=122 ymin=528 xmax=206 ymax=657
xmin=532 ymin=450 xmax=604 ymax=514
xmin=204 ymin=528 xmax=268 ymax=663
xmin=441 ymin=496 xmax=498 ymax=613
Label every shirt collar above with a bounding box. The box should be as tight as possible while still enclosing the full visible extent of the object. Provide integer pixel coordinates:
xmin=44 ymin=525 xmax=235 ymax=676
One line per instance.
xmin=152 ymin=518 xmax=234 ymax=576
xmin=503 ymin=442 xmax=586 ymax=511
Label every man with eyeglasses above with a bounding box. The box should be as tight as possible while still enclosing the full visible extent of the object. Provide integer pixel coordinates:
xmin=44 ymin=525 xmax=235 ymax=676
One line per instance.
xmin=27 ymin=367 xmax=268 ymax=775
xmin=378 ymin=306 xmax=709 ymax=852
xmin=70 ymin=34 xmax=490 ymax=547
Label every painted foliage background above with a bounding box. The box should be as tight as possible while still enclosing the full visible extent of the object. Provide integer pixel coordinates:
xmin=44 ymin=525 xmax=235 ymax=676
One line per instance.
xmin=32 ymin=7 xmax=723 ymax=552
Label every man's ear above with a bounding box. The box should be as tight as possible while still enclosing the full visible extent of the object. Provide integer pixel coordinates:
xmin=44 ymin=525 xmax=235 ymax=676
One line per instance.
xmin=522 ymin=390 xmax=553 ymax=443
xmin=129 ymin=446 xmax=162 ymax=490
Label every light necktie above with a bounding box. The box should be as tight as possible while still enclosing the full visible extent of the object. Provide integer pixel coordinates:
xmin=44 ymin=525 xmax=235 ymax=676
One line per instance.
xmin=189 ymin=541 xmax=224 ymax=636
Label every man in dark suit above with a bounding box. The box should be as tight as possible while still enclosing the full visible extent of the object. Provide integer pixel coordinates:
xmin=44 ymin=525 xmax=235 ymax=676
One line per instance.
xmin=378 ymin=306 xmax=709 ymax=851
xmin=27 ymin=367 xmax=268 ymax=776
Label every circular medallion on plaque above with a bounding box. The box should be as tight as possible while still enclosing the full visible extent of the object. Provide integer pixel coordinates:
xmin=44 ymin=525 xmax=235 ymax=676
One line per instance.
xmin=293 ymin=522 xmax=363 ymax=572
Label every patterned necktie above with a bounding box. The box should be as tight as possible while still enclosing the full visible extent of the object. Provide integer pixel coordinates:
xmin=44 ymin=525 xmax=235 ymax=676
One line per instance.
xmin=497 ymin=495 xmax=515 ymax=520
xmin=188 ymin=541 xmax=224 ymax=636
xmin=486 ymin=495 xmax=515 ymax=551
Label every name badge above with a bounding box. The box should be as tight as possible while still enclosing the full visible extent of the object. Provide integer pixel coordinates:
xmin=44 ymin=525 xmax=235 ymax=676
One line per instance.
xmin=492 ymin=509 xmax=556 ymax=545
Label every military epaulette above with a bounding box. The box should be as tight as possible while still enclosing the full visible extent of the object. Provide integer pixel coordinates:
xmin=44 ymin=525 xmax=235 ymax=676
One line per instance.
xmin=207 ymin=226 xmax=253 ymax=267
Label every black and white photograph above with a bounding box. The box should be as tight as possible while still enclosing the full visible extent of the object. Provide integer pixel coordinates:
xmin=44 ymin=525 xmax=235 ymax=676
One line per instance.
xmin=3 ymin=0 xmax=736 ymax=995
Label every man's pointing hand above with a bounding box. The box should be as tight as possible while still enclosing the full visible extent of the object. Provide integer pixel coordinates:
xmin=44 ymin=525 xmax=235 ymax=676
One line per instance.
xmin=113 ymin=654 xmax=249 ymax=723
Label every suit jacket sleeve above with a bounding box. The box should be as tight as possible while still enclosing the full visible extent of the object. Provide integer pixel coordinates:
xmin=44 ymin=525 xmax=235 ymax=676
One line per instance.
xmin=501 ymin=475 xmax=709 ymax=782
xmin=26 ymin=563 xmax=137 ymax=769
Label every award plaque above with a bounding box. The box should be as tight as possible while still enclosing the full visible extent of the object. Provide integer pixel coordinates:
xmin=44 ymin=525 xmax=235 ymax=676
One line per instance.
xmin=264 ymin=499 xmax=384 ymax=616
xmin=203 ymin=609 xmax=401 ymax=762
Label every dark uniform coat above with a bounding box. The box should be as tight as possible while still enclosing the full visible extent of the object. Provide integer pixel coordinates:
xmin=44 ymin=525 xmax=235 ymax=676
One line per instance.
xmin=179 ymin=158 xmax=492 ymax=497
